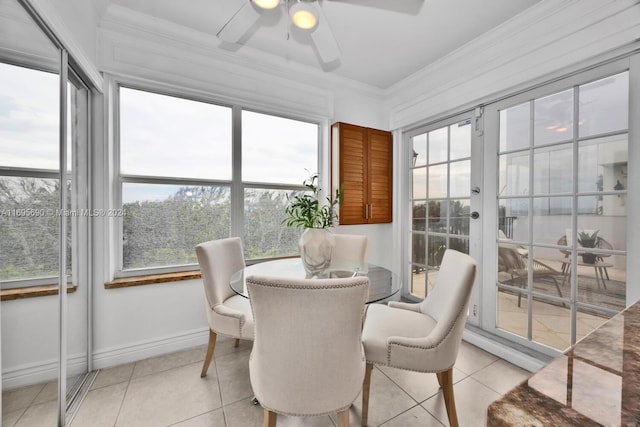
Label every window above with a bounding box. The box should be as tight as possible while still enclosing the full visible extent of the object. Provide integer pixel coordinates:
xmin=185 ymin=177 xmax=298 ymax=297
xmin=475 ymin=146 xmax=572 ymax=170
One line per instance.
xmin=118 ymin=87 xmax=318 ymax=273
xmin=0 ymin=62 xmax=64 ymax=287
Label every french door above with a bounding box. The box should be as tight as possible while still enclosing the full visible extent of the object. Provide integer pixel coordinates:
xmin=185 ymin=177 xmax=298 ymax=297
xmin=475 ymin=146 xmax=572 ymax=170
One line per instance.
xmin=405 ymin=111 xmax=483 ymax=324
xmin=483 ymin=60 xmax=631 ymax=354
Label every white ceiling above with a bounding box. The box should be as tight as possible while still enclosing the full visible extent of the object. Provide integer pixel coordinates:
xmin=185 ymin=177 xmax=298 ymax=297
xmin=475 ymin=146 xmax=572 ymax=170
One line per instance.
xmin=100 ymin=0 xmax=540 ymax=89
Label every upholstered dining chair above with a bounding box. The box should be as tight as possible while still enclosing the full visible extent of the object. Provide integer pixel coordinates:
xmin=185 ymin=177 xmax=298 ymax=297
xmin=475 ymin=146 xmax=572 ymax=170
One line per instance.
xmin=246 ymin=274 xmax=370 ymax=427
xmin=331 ymin=234 xmax=368 ymax=271
xmin=195 ymin=237 xmax=254 ymax=378
xmin=360 ymin=249 xmax=477 ymax=427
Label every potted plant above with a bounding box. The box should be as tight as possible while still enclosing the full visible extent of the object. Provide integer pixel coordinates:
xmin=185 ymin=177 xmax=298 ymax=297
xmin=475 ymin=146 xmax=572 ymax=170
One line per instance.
xmin=577 ymin=230 xmax=600 ymax=264
xmin=283 ymin=173 xmax=342 ymax=277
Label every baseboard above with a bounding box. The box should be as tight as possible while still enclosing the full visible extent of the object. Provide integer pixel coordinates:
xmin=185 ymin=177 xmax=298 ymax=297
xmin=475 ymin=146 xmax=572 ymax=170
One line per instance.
xmin=2 ymin=353 xmax=87 ymax=391
xmin=462 ymin=327 xmax=552 ymax=373
xmin=91 ymin=328 xmax=209 ymax=370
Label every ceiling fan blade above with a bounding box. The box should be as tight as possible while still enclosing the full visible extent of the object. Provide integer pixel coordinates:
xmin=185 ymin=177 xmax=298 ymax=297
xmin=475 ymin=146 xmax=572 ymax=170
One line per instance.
xmin=217 ymin=2 xmax=262 ymax=44
xmin=310 ymin=6 xmax=340 ymax=64
xmin=324 ymin=0 xmax=423 ymax=15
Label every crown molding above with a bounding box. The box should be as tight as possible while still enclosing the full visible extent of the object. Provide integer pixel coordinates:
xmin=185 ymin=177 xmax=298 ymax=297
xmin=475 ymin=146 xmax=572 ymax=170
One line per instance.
xmin=386 ymin=0 xmax=640 ymax=129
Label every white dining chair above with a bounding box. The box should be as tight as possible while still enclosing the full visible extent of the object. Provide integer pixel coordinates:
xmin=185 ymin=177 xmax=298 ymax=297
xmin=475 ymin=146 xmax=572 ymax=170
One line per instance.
xmin=195 ymin=237 xmax=254 ymax=377
xmin=360 ymin=249 xmax=477 ymax=427
xmin=246 ymin=274 xmax=370 ymax=427
xmin=331 ymin=234 xmax=368 ymax=271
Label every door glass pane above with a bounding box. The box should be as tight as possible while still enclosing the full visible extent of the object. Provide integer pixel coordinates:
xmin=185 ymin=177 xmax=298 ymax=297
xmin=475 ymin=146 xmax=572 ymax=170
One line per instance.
xmin=500 ymin=102 xmax=529 ymax=151
xmin=575 ymin=253 xmax=626 ymax=312
xmin=428 ymin=200 xmax=447 ymax=233
xmin=120 ymin=88 xmax=232 ymax=180
xmin=497 ymin=288 xmax=529 ymax=338
xmin=499 ymin=152 xmax=529 ymax=197
xmin=427 ymin=235 xmax=447 ymax=268
xmin=499 ymin=198 xmax=529 ymax=241
xmin=412 ymin=167 xmax=426 ymax=199
xmin=534 ymin=89 xmax=573 ymax=145
xmin=412 ymin=232 xmax=426 ymax=268
xmin=449 ymin=199 xmax=470 ymax=236
xmin=428 ymin=164 xmax=447 ymax=198
xmin=413 ymin=202 xmax=426 ymax=231
xmin=449 ymin=160 xmax=470 ymax=198
xmin=533 ymin=144 xmax=572 ymax=194
xmin=242 ymin=110 xmax=317 ymax=184
xmin=412 ymin=133 xmax=427 ymax=167
xmin=450 ymin=237 xmax=469 ymax=255
xmin=532 ymin=197 xmax=572 ymax=245
xmin=428 ymin=127 xmax=447 ymax=164
xmin=579 ymin=72 xmax=629 ymax=137
xmin=578 ymin=135 xmax=627 ymax=194
xmin=450 ymin=119 xmax=471 ymax=160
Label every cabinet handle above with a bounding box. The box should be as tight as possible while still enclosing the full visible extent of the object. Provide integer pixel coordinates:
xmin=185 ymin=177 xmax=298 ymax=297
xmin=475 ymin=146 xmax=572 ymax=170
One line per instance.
xmin=370 ymin=204 xmax=373 ymax=219
xmin=365 ymin=204 xmax=369 ymax=219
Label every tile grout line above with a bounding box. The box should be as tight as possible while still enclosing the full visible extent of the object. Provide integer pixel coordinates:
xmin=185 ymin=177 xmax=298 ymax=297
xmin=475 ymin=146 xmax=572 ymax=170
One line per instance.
xmin=110 ymin=360 xmax=137 ymax=427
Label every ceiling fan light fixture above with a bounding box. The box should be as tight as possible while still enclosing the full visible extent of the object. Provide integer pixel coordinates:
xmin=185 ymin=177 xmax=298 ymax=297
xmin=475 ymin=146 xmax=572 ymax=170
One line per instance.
xmin=290 ymin=2 xmax=318 ymax=30
xmin=252 ymin=0 xmax=280 ymax=10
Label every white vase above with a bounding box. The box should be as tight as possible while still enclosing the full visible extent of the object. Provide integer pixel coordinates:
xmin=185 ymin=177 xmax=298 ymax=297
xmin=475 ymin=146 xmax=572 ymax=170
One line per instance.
xmin=299 ymin=228 xmax=335 ymax=278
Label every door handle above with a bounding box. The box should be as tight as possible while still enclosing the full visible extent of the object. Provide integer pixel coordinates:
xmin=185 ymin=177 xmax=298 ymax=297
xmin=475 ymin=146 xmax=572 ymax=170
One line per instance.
xmin=470 ymin=211 xmax=480 ymax=219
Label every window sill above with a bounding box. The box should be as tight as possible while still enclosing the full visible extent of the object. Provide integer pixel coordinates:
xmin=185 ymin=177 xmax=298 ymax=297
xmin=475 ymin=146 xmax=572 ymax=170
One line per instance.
xmin=105 ymin=271 xmax=202 ymax=289
xmin=1 ymin=283 xmax=77 ymax=301
xmin=103 ymin=256 xmax=299 ymax=289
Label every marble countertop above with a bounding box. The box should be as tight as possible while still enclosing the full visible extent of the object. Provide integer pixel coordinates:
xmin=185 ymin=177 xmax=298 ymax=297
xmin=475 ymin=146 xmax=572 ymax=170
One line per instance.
xmin=487 ymin=301 xmax=640 ymax=426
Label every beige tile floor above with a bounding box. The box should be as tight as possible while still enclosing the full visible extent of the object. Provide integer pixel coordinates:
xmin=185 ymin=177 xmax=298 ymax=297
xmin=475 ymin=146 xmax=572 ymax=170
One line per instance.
xmin=3 ymin=337 xmax=530 ymax=427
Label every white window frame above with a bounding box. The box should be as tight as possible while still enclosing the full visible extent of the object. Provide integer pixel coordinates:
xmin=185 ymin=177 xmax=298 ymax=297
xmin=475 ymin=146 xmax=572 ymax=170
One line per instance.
xmin=112 ymin=81 xmax=323 ymax=278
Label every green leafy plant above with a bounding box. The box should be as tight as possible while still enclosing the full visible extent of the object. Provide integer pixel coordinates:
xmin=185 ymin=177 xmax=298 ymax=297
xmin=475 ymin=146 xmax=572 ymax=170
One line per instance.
xmin=283 ymin=173 xmax=343 ymax=229
xmin=577 ymin=230 xmax=600 ymax=248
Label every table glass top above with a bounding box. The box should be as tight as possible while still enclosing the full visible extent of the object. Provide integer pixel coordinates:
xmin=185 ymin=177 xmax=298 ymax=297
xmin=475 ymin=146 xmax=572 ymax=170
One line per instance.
xmin=229 ymin=258 xmax=399 ymax=304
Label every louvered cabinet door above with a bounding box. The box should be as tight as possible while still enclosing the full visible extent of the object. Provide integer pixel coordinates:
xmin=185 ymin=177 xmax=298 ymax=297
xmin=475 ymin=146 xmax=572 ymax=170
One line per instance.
xmin=367 ymin=128 xmax=392 ymax=223
xmin=331 ymin=122 xmax=392 ymax=225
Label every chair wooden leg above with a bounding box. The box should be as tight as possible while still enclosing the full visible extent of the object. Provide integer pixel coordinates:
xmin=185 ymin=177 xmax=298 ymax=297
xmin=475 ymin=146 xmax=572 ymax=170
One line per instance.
xmin=200 ymin=329 xmax=217 ymax=378
xmin=440 ymin=368 xmax=459 ymax=427
xmin=436 ymin=371 xmax=444 ymax=387
xmin=263 ymin=409 xmax=277 ymax=427
xmin=336 ymin=409 xmax=349 ymax=427
xmin=234 ymin=338 xmax=240 ymax=347
xmin=361 ymin=362 xmax=374 ymax=426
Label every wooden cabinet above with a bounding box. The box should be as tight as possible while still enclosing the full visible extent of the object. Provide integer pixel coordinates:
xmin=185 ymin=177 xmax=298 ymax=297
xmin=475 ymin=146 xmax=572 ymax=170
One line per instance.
xmin=331 ymin=122 xmax=392 ymax=225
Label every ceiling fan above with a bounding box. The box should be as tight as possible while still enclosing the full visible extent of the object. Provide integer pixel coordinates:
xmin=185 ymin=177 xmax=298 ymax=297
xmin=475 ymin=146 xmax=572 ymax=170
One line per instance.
xmin=217 ymin=0 xmax=423 ymax=65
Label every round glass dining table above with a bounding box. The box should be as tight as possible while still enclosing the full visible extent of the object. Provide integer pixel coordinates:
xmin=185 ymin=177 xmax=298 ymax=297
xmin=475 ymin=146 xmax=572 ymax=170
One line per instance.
xmin=229 ymin=258 xmax=400 ymax=304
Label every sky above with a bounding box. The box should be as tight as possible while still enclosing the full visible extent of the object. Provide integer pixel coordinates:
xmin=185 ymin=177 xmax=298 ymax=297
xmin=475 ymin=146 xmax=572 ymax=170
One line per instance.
xmin=0 ymin=66 xmax=317 ymax=203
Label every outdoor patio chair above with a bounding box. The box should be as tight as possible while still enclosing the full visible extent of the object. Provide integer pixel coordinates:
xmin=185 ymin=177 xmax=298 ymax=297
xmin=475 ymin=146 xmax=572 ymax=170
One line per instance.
xmin=498 ymin=244 xmax=563 ymax=307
